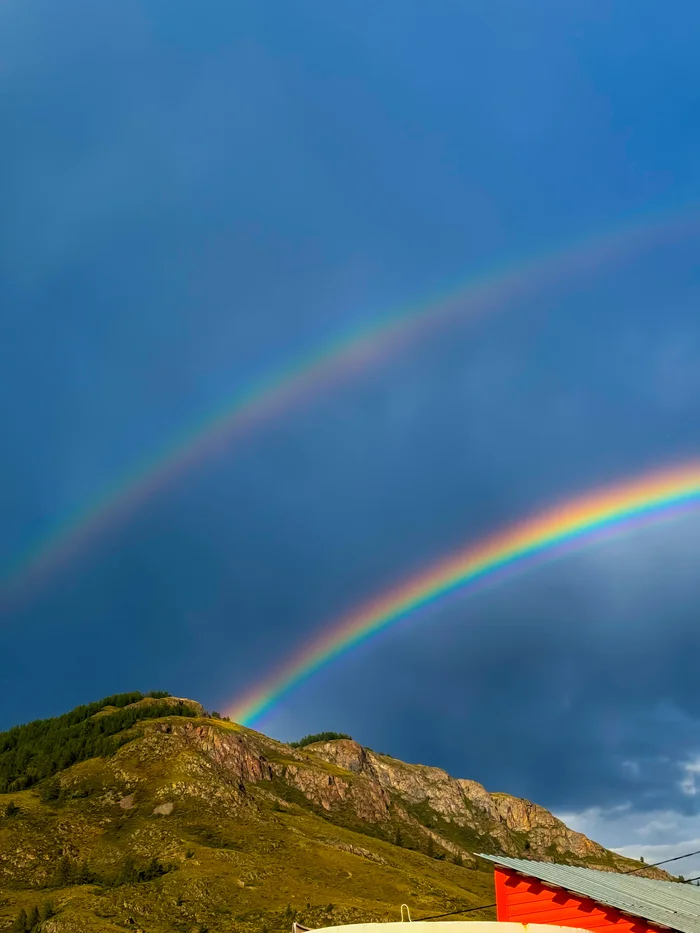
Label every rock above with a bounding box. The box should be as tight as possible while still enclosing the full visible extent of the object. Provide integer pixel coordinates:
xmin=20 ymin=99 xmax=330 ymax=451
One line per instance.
xmin=153 ymin=801 xmax=174 ymax=816
xmin=119 ymin=795 xmax=135 ymax=809
xmin=367 ymin=753 xmax=474 ymax=824
xmin=307 ymin=739 xmax=377 ymax=776
xmin=458 ymin=779 xmax=501 ymax=819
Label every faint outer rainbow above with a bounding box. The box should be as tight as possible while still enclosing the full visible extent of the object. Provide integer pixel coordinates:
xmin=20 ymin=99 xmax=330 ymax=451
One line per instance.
xmin=228 ymin=462 xmax=700 ymax=726
xmin=2 ymin=205 xmax=699 ymax=604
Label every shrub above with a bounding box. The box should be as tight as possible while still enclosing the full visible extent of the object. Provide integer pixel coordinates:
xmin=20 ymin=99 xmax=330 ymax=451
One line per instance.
xmin=49 ymin=853 xmax=171 ymax=889
xmin=289 ymin=732 xmax=351 ymax=748
xmin=40 ymin=776 xmax=62 ymax=803
xmin=10 ymin=908 xmax=27 ymax=932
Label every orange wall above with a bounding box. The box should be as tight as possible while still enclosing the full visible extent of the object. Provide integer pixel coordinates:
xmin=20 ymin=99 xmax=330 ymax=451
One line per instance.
xmin=494 ymin=868 xmax=667 ymax=933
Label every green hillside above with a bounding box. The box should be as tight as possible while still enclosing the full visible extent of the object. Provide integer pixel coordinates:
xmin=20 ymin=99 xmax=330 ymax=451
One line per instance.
xmin=0 ymin=693 xmax=654 ymax=933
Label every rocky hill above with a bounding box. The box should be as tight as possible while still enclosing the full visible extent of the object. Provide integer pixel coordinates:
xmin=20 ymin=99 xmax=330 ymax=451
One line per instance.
xmin=0 ymin=693 xmax=668 ymax=933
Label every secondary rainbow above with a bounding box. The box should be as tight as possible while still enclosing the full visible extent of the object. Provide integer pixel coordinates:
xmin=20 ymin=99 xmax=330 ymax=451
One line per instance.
xmin=228 ymin=462 xmax=700 ymax=726
xmin=2 ymin=205 xmax=699 ymax=605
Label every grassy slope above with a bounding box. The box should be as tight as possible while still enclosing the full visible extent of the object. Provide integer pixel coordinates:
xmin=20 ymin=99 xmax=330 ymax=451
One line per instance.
xmin=0 ymin=714 xmax=496 ymax=932
xmin=0 ymin=790 xmax=496 ymax=932
xmin=0 ymin=702 xmax=656 ymax=932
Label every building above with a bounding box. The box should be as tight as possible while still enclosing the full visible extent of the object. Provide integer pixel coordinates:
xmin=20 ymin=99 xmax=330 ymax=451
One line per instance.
xmin=294 ymin=923 xmax=591 ymax=932
xmin=480 ymin=855 xmax=700 ymax=933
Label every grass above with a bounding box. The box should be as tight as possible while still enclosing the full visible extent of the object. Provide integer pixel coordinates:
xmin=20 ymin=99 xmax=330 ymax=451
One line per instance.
xmin=0 ymin=716 xmax=497 ymax=932
xmin=0 ymin=699 xmax=653 ymax=932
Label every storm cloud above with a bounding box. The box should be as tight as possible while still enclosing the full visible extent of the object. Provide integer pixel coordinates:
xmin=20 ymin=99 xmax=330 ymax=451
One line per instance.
xmin=3 ymin=0 xmax=700 ymax=861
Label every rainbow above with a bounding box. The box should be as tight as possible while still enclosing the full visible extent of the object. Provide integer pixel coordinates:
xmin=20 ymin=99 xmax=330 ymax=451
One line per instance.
xmin=2 ymin=205 xmax=699 ymax=605
xmin=228 ymin=462 xmax=700 ymax=726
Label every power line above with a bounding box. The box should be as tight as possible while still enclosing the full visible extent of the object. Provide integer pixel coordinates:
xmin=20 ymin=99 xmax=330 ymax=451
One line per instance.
xmin=418 ymin=845 xmax=700 ymax=922
xmin=621 ymin=847 xmax=700 ymax=875
xmin=420 ymin=902 xmax=497 ymax=921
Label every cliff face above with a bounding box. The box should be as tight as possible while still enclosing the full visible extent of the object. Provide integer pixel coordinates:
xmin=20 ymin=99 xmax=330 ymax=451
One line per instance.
xmin=304 ymin=739 xmax=656 ymax=870
xmin=128 ymin=722 xmax=664 ymax=876
xmin=0 ymin=698 xmax=667 ymax=933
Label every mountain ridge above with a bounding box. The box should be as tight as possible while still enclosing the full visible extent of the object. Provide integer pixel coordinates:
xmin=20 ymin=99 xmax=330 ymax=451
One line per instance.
xmin=0 ymin=693 xmax=668 ymax=933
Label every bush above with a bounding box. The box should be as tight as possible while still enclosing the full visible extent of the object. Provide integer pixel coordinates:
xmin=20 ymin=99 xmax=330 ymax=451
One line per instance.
xmin=50 ymin=853 xmax=171 ymax=889
xmin=10 ymin=908 xmax=27 ymax=932
xmin=40 ymin=776 xmax=62 ymax=803
xmin=4 ymin=800 xmax=20 ymax=818
xmin=289 ymin=732 xmax=351 ymax=748
xmin=110 ymin=855 xmax=170 ymax=887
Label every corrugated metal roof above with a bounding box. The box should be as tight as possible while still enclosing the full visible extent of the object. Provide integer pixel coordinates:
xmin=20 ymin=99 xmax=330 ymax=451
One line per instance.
xmin=479 ymin=854 xmax=700 ymax=933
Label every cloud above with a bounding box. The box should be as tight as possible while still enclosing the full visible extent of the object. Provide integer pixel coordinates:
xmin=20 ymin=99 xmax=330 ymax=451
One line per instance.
xmin=556 ymin=801 xmax=700 ymax=879
xmin=680 ymin=757 xmax=700 ymax=797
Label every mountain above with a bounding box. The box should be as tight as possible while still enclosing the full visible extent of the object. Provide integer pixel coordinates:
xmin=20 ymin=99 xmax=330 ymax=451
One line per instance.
xmin=0 ymin=693 xmax=668 ymax=933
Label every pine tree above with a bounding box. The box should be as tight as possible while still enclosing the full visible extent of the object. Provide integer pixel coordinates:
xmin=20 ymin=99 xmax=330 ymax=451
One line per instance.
xmin=11 ymin=909 xmax=27 ymax=933
xmin=117 ymin=854 xmax=137 ymax=886
xmin=27 ymin=905 xmax=40 ymax=929
xmin=40 ymin=776 xmax=61 ymax=803
xmin=0 ymin=693 xmax=197 ymax=793
xmin=54 ymin=854 xmax=72 ymax=887
xmin=76 ymin=860 xmax=94 ymax=884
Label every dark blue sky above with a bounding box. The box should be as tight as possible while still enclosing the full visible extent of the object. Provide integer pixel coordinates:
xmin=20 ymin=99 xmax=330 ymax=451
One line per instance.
xmin=4 ymin=0 xmax=700 ymax=863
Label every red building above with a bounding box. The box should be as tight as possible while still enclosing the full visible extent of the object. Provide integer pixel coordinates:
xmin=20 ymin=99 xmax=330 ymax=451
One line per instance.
xmin=480 ymin=855 xmax=700 ymax=933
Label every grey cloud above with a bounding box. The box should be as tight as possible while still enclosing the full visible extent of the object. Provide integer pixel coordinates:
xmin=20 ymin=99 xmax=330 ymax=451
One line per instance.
xmin=557 ymin=802 xmax=700 ymax=878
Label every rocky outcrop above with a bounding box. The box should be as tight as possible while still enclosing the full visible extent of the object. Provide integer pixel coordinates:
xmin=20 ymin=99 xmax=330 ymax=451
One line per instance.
xmin=156 ymin=720 xmax=277 ymax=784
xmin=369 ymin=755 xmax=471 ymax=822
xmin=301 ymin=738 xmax=662 ymax=871
xmin=123 ymin=711 xmax=661 ymax=874
xmin=458 ymin=779 xmax=501 ymax=820
xmin=305 ymin=739 xmax=379 ymax=778
xmin=489 ymin=794 xmax=599 ymax=857
xmin=279 ymin=760 xmax=392 ymax=822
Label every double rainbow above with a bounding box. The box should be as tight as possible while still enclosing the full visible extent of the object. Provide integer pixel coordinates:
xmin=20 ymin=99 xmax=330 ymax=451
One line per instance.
xmin=228 ymin=462 xmax=700 ymax=726
xmin=2 ymin=205 xmax=699 ymax=606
